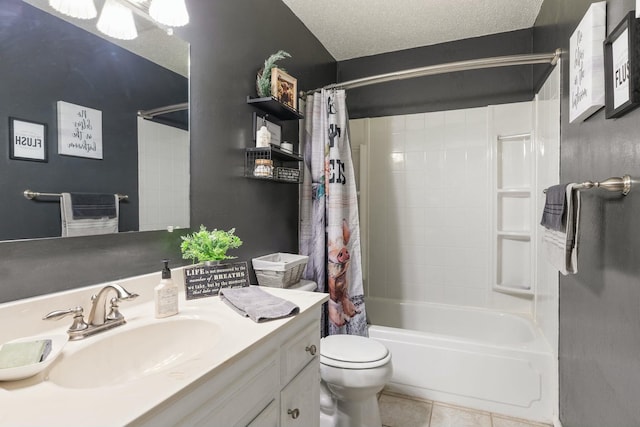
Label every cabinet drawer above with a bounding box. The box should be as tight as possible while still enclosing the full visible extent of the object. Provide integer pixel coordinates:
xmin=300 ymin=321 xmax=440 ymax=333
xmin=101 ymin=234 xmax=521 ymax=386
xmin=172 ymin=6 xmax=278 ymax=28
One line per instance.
xmin=280 ymin=358 xmax=320 ymax=427
xmin=280 ymin=322 xmax=320 ymax=385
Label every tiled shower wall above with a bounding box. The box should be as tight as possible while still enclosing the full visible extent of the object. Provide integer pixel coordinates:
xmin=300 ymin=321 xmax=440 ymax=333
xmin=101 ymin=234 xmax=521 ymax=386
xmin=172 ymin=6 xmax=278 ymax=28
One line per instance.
xmin=351 ymin=103 xmax=537 ymax=313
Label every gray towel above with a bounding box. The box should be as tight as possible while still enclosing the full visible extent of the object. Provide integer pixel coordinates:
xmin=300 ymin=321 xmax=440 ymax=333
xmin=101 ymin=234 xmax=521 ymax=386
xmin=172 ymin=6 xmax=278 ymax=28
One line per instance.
xmin=540 ymin=184 xmax=568 ymax=231
xmin=70 ymin=193 xmax=117 ymax=219
xmin=543 ymin=184 xmax=581 ymax=275
xmin=219 ymin=287 xmax=299 ymax=322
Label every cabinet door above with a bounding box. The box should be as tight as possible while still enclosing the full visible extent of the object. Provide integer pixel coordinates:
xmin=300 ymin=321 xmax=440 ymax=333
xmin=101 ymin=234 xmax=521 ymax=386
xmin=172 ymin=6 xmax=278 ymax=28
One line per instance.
xmin=281 ymin=322 xmax=320 ymax=385
xmin=280 ymin=359 xmax=320 ymax=427
xmin=247 ymin=399 xmax=278 ymax=427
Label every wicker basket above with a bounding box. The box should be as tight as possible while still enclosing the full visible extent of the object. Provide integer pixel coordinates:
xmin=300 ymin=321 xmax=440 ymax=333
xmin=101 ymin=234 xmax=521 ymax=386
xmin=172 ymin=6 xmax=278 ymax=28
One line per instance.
xmin=252 ymin=253 xmax=309 ymax=288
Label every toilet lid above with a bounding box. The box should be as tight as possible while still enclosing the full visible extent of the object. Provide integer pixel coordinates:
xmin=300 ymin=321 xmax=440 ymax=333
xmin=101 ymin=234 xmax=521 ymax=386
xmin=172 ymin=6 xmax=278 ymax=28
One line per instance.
xmin=320 ymin=335 xmax=390 ymax=369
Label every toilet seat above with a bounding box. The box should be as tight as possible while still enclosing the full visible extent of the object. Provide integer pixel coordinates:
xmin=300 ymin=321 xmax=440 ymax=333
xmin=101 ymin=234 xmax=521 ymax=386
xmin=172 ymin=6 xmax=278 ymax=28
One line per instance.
xmin=320 ymin=335 xmax=391 ymax=369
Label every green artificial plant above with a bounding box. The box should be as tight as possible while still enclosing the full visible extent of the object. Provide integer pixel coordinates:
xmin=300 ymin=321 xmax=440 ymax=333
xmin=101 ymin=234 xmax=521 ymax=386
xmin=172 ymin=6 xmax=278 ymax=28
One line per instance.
xmin=180 ymin=225 xmax=243 ymax=263
xmin=256 ymin=50 xmax=291 ymax=97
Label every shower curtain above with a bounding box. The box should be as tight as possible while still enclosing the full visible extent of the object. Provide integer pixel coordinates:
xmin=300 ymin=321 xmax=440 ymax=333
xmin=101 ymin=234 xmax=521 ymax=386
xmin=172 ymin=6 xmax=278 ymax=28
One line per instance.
xmin=300 ymin=89 xmax=367 ymax=337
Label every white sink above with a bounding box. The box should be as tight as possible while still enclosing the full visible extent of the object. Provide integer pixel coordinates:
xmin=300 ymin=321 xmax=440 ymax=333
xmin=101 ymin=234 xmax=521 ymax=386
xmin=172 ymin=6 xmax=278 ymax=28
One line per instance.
xmin=46 ymin=317 xmax=221 ymax=389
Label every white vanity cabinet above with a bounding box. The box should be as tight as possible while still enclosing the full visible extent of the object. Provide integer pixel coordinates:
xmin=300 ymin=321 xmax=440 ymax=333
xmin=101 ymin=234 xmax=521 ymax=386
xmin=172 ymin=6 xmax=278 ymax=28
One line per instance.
xmin=131 ymin=304 xmax=322 ymax=427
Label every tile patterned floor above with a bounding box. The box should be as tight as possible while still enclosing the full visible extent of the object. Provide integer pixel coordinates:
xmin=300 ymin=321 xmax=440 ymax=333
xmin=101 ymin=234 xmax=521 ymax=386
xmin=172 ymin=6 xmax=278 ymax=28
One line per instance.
xmin=379 ymin=392 xmax=552 ymax=427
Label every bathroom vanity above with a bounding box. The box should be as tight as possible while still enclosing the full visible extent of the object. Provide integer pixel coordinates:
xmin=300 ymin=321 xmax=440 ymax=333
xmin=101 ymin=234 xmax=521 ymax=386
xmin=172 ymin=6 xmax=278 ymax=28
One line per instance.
xmin=0 ymin=267 xmax=328 ymax=426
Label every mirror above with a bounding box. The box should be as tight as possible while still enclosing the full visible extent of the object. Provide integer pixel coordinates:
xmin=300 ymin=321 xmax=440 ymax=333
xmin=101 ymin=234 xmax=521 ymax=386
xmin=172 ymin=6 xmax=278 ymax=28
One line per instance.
xmin=0 ymin=0 xmax=189 ymax=241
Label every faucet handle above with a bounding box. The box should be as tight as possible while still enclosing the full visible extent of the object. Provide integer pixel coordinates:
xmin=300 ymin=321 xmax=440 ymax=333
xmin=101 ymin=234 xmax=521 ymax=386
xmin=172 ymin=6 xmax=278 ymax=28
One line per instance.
xmin=43 ymin=306 xmax=89 ymax=333
xmin=106 ymin=297 xmax=125 ymax=322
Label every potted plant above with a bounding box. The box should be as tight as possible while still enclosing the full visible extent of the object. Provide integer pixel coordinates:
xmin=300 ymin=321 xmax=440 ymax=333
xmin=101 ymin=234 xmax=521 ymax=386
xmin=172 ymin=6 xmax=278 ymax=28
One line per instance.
xmin=180 ymin=225 xmax=243 ymax=265
xmin=256 ymin=50 xmax=291 ymax=97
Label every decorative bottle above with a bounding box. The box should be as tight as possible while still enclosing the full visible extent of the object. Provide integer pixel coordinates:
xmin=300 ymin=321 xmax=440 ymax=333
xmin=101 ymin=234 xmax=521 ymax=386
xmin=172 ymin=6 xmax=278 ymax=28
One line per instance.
xmin=154 ymin=259 xmax=178 ymax=318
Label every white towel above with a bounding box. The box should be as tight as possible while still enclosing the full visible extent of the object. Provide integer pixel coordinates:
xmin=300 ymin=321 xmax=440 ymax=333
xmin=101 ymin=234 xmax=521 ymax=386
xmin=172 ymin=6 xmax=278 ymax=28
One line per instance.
xmin=60 ymin=193 xmax=119 ymax=237
xmin=542 ymin=183 xmax=581 ymax=275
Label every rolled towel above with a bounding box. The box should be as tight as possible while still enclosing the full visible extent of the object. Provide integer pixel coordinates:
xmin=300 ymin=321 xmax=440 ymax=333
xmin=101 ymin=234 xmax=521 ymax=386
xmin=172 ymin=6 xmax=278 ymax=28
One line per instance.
xmin=541 ymin=183 xmax=568 ymax=231
xmin=220 ymin=287 xmax=300 ymax=322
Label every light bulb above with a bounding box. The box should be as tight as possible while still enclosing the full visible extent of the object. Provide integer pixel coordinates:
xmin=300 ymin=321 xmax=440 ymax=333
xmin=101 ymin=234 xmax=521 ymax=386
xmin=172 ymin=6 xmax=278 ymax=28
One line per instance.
xmin=97 ymin=0 xmax=138 ymax=40
xmin=49 ymin=0 xmax=97 ymax=19
xmin=149 ymin=0 xmax=189 ymax=27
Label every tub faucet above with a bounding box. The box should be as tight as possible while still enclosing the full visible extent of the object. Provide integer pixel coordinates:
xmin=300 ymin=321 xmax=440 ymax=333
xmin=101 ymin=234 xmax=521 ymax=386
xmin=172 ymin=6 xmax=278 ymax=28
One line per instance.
xmin=88 ymin=284 xmax=139 ymax=326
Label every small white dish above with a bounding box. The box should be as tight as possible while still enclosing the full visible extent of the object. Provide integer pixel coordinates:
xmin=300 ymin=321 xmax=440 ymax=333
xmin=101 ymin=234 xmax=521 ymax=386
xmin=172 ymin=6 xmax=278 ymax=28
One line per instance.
xmin=0 ymin=334 xmax=67 ymax=381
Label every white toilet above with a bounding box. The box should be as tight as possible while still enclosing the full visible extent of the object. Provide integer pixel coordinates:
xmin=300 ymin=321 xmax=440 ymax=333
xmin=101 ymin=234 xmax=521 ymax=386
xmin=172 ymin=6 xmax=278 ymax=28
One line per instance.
xmin=319 ymin=334 xmax=393 ymax=427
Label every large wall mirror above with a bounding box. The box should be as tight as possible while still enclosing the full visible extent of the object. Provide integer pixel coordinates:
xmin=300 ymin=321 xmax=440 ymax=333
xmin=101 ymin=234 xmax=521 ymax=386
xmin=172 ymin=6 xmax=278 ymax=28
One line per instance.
xmin=0 ymin=0 xmax=189 ymax=241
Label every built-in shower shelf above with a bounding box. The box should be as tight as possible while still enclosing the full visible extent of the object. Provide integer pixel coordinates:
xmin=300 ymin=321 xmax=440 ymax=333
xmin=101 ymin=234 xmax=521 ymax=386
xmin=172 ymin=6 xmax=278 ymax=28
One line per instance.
xmin=493 ymin=284 xmax=533 ymax=296
xmin=496 ymin=232 xmax=530 ymax=240
xmin=493 ymin=131 xmax=534 ymax=297
xmin=497 ymin=189 xmax=531 ymax=196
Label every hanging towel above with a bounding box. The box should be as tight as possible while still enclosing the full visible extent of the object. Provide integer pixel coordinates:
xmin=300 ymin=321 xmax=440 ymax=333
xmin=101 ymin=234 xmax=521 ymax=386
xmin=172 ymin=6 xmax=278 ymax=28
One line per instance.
xmin=540 ymin=183 xmax=568 ymax=231
xmin=542 ymin=184 xmax=581 ymax=275
xmin=60 ymin=193 xmax=119 ymax=237
xmin=69 ymin=193 xmax=117 ymax=219
xmin=219 ymin=287 xmax=299 ymax=322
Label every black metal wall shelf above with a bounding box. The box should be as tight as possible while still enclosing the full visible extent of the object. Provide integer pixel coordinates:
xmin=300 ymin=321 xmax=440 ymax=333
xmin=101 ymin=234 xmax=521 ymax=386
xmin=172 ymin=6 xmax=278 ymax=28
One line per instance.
xmin=245 ymin=145 xmax=303 ymax=184
xmin=246 ymin=96 xmax=303 ymax=120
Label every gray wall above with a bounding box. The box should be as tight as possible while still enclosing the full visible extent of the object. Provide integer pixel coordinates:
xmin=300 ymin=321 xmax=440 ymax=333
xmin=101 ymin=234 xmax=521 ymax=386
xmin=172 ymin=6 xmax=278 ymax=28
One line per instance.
xmin=0 ymin=0 xmax=336 ymax=303
xmin=0 ymin=0 xmax=188 ymax=240
xmin=337 ymin=29 xmax=537 ymax=119
xmin=534 ymin=1 xmax=640 ymax=426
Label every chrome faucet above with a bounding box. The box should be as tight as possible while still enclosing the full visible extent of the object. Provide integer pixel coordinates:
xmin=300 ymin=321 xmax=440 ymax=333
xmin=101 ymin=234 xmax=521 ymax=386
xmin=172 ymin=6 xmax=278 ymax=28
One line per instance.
xmin=43 ymin=284 xmax=139 ymax=340
xmin=88 ymin=284 xmax=139 ymax=326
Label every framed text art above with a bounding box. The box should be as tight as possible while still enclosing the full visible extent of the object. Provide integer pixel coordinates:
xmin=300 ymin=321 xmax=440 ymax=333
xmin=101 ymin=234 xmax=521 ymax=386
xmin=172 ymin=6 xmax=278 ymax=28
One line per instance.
xmin=604 ymin=12 xmax=640 ymax=119
xmin=569 ymin=1 xmax=606 ymax=123
xmin=57 ymin=101 xmax=103 ymax=159
xmin=9 ymin=117 xmax=47 ymax=162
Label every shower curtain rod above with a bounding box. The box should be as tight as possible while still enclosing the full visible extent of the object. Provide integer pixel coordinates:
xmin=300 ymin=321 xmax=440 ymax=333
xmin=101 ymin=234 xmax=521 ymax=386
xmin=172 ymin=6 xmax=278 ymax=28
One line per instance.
xmin=137 ymin=102 xmax=189 ymax=119
xmin=301 ymin=49 xmax=561 ymax=96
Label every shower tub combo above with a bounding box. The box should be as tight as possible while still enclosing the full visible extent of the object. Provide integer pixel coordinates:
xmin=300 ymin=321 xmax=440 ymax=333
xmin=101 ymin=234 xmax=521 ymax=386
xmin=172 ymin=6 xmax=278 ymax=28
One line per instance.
xmin=367 ymin=297 xmax=554 ymax=422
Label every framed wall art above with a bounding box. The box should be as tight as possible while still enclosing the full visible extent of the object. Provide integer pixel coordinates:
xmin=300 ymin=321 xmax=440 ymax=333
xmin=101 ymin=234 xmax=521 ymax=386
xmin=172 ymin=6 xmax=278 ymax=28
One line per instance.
xmin=569 ymin=1 xmax=606 ymax=123
xmin=271 ymin=68 xmax=297 ymax=111
xmin=604 ymin=12 xmax=640 ymax=119
xmin=57 ymin=100 xmax=103 ymax=159
xmin=9 ymin=117 xmax=47 ymax=162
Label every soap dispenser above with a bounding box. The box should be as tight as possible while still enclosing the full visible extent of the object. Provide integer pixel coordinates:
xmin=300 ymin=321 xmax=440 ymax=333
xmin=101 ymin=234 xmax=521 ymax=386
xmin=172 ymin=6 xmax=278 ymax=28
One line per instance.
xmin=256 ymin=116 xmax=271 ymax=147
xmin=154 ymin=259 xmax=178 ymax=318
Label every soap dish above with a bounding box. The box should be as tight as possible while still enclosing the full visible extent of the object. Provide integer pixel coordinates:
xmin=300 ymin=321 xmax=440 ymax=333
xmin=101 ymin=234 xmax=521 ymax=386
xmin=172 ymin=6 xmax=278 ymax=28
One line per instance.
xmin=0 ymin=334 xmax=67 ymax=381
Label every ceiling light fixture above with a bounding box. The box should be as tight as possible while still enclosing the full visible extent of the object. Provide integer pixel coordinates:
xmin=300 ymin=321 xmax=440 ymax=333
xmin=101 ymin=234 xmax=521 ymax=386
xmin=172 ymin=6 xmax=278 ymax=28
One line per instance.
xmin=149 ymin=0 xmax=189 ymax=27
xmin=48 ymin=0 xmax=97 ymax=19
xmin=96 ymin=0 xmax=138 ymax=40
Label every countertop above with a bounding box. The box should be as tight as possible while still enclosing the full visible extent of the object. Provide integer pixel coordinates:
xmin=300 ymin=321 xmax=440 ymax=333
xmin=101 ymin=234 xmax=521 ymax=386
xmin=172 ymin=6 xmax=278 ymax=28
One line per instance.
xmin=0 ymin=267 xmax=328 ymax=426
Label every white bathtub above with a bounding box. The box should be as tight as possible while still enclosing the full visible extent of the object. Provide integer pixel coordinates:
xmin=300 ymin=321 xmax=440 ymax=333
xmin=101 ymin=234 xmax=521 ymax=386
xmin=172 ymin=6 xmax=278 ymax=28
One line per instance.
xmin=367 ymin=297 xmax=554 ymax=423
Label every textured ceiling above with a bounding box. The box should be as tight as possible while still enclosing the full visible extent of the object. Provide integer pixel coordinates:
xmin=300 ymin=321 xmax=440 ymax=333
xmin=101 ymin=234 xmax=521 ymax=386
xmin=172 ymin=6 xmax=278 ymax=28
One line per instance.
xmin=281 ymin=0 xmax=544 ymax=60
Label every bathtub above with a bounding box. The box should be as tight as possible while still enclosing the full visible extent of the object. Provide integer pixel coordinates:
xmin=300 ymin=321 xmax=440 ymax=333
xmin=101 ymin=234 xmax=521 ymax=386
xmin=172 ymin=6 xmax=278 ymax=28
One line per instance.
xmin=366 ymin=297 xmax=554 ymax=423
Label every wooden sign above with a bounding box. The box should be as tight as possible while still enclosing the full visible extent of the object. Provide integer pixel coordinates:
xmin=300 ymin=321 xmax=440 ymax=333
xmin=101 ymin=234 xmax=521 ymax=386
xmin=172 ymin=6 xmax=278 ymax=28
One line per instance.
xmin=569 ymin=1 xmax=606 ymax=123
xmin=184 ymin=261 xmax=250 ymax=300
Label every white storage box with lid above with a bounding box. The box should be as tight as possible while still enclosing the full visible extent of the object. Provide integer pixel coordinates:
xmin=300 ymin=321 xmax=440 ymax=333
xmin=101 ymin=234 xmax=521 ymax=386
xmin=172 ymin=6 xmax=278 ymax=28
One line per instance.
xmin=252 ymin=253 xmax=309 ymax=288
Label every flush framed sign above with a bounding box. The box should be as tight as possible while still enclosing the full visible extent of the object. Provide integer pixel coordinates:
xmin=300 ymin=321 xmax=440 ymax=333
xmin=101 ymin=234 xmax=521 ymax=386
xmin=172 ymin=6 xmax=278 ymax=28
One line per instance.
xmin=604 ymin=12 xmax=640 ymax=118
xmin=9 ymin=117 xmax=47 ymax=162
xmin=569 ymin=1 xmax=606 ymax=123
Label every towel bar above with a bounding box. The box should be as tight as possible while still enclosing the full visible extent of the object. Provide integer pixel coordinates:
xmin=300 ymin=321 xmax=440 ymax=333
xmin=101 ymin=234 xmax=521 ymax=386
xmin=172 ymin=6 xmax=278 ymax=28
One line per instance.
xmin=23 ymin=190 xmax=128 ymax=201
xmin=543 ymin=175 xmax=632 ymax=196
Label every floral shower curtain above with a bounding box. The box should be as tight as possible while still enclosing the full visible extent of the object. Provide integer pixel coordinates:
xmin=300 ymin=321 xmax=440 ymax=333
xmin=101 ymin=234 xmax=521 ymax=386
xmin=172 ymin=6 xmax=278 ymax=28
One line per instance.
xmin=300 ymin=89 xmax=367 ymax=337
